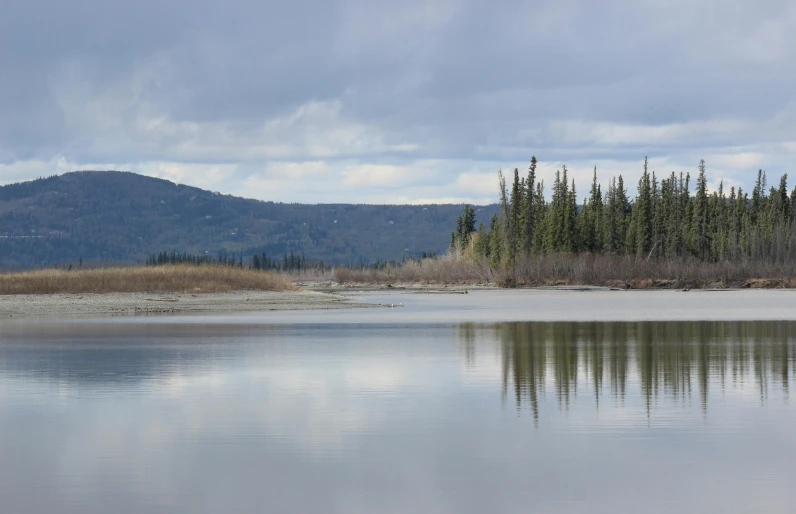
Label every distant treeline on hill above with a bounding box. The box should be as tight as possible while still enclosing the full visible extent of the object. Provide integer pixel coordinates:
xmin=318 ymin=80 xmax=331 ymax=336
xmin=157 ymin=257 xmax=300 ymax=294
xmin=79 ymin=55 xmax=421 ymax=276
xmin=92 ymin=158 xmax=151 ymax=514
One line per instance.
xmin=0 ymin=170 xmax=495 ymax=269
xmin=451 ymin=157 xmax=796 ymax=265
xmin=146 ymin=250 xmax=324 ymax=272
xmin=145 ymin=250 xmax=438 ymax=272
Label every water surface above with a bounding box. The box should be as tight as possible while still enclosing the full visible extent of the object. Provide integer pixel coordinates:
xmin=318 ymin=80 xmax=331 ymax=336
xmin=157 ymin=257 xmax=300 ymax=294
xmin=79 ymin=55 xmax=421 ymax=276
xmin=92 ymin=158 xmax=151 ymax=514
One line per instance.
xmin=1 ymin=292 xmax=795 ymax=513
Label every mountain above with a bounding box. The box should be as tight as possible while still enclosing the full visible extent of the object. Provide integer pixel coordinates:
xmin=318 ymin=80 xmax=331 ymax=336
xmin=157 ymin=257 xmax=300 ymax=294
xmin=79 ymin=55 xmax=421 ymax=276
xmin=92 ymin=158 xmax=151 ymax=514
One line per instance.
xmin=0 ymin=171 xmax=499 ymax=269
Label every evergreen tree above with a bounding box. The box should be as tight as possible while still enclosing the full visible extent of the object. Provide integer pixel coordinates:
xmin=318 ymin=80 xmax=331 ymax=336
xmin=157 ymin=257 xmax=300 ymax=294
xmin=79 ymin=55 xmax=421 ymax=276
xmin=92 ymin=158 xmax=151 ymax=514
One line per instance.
xmin=651 ymin=171 xmax=663 ymax=259
xmin=635 ymin=157 xmax=653 ymax=256
xmin=544 ymin=170 xmax=563 ymax=251
xmin=450 ymin=157 xmax=796 ymax=270
xmin=692 ymin=160 xmax=710 ymax=260
xmin=451 ymin=204 xmax=477 ymax=254
xmin=604 ymin=176 xmax=629 ymax=254
xmin=532 ymin=180 xmax=547 ymax=253
xmin=582 ymin=167 xmax=603 ymax=252
xmin=564 ymin=177 xmax=578 ymax=252
xmin=488 ymin=213 xmax=503 ymax=266
xmin=498 ymin=170 xmax=511 ymax=264
xmin=522 ymin=157 xmax=537 ymax=253
xmin=474 ymin=222 xmax=489 ymax=258
xmin=508 ymin=169 xmax=522 ymax=262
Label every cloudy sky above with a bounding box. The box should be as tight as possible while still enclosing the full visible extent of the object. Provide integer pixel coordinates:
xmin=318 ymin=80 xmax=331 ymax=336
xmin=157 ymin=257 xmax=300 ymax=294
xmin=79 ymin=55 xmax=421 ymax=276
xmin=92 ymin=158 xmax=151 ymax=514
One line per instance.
xmin=1 ymin=0 xmax=795 ymax=204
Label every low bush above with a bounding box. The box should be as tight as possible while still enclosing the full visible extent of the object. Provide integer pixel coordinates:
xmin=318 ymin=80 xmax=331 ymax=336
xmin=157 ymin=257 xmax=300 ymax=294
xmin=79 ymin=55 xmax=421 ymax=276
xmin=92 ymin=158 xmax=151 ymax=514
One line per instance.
xmin=334 ymin=254 xmax=796 ymax=288
xmin=0 ymin=265 xmax=295 ymax=294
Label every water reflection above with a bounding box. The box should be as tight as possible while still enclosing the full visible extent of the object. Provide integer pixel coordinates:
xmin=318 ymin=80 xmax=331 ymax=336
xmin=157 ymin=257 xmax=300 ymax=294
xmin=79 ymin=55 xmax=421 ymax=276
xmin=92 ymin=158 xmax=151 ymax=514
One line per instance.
xmin=458 ymin=321 xmax=796 ymax=422
xmin=0 ymin=324 xmax=287 ymax=385
xmin=2 ymin=320 xmax=796 ymax=513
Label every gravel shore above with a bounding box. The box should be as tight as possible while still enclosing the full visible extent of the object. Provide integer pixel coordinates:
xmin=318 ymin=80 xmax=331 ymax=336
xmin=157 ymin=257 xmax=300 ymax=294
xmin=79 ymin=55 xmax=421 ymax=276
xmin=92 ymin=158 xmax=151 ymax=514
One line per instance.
xmin=0 ymin=290 xmax=375 ymax=318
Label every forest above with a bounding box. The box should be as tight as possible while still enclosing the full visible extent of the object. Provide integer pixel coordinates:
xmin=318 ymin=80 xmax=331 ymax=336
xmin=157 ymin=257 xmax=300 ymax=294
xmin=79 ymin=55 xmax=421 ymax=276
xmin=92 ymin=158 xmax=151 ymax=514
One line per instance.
xmin=451 ymin=157 xmax=796 ymax=268
xmin=0 ymin=171 xmax=488 ymax=269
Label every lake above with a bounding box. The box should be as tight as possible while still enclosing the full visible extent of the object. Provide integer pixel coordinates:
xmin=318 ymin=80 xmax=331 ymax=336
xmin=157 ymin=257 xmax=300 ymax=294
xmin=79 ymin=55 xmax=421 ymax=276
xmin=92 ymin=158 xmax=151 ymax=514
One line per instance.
xmin=1 ymin=290 xmax=796 ymax=513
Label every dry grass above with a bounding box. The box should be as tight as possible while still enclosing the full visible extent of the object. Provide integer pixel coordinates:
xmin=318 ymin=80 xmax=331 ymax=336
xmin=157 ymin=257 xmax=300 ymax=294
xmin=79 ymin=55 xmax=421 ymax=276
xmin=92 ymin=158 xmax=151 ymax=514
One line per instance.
xmin=511 ymin=254 xmax=796 ymax=289
xmin=334 ymin=254 xmax=796 ymax=289
xmin=334 ymin=257 xmax=491 ymax=285
xmin=0 ymin=265 xmax=296 ymax=294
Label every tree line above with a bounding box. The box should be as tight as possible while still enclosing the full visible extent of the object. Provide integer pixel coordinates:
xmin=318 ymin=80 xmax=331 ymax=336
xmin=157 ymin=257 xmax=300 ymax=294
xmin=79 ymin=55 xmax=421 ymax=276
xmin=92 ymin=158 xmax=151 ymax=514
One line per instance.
xmin=146 ymin=250 xmax=324 ymax=272
xmin=145 ymin=250 xmax=438 ymax=273
xmin=451 ymin=157 xmax=796 ymax=265
xmin=0 ymin=171 xmax=484 ymax=270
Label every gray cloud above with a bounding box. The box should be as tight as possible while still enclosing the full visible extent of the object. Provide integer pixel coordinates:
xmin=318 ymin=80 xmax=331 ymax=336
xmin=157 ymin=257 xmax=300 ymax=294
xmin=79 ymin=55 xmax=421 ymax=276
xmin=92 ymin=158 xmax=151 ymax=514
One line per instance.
xmin=1 ymin=0 xmax=795 ymax=202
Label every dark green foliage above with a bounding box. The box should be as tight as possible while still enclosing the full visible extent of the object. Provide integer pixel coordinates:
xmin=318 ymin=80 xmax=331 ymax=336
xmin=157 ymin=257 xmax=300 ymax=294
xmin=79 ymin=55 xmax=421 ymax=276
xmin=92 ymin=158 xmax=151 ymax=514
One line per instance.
xmin=488 ymin=213 xmax=503 ymax=266
xmin=603 ymin=176 xmax=630 ymax=254
xmin=692 ymin=160 xmax=710 ymax=259
xmin=545 ymin=168 xmax=576 ymax=252
xmin=580 ymin=167 xmax=603 ymax=253
xmin=508 ymin=168 xmax=523 ymax=263
xmin=497 ymin=170 xmax=511 ymax=265
xmin=521 ymin=157 xmax=537 ymax=254
xmin=454 ymin=157 xmax=796 ymax=265
xmin=450 ymin=205 xmax=477 ymax=253
xmin=635 ymin=158 xmax=653 ymax=256
xmin=147 ymin=248 xmax=435 ymax=273
xmin=473 ymin=221 xmax=489 ymax=258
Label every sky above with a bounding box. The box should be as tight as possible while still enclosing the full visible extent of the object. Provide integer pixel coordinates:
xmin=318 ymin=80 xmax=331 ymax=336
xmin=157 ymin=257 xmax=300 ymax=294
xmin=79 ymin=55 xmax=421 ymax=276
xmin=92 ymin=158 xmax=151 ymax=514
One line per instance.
xmin=1 ymin=0 xmax=795 ymax=204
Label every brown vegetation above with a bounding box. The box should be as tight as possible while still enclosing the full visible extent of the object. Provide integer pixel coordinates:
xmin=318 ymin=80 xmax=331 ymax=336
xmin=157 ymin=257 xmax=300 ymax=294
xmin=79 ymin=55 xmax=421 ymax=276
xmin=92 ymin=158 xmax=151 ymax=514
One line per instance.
xmin=510 ymin=254 xmax=796 ymax=289
xmin=0 ymin=265 xmax=295 ymax=294
xmin=334 ymin=254 xmax=796 ymax=289
xmin=334 ymin=257 xmax=490 ymax=285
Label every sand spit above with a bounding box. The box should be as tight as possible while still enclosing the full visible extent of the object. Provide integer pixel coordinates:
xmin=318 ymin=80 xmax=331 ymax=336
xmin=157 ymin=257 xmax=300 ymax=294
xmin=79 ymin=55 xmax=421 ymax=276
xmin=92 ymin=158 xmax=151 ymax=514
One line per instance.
xmin=0 ymin=290 xmax=376 ymax=318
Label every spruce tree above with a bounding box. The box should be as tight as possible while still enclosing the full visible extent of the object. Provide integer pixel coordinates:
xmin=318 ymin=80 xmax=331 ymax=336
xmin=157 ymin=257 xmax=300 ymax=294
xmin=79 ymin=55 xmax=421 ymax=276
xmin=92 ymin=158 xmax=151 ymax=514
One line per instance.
xmin=604 ymin=177 xmax=618 ymax=253
xmin=635 ymin=158 xmax=653 ymax=256
xmin=581 ymin=167 xmax=603 ymax=252
xmin=778 ymin=174 xmax=789 ymax=223
xmin=497 ymin=170 xmax=511 ymax=264
xmin=522 ymin=157 xmax=537 ymax=254
xmin=692 ymin=160 xmax=710 ymax=260
xmin=544 ymin=170 xmax=563 ymax=252
xmin=451 ymin=157 xmax=796 ymax=272
xmin=508 ymin=169 xmax=522 ymax=262
xmin=474 ymin=222 xmax=489 ymax=258
xmin=488 ymin=213 xmax=503 ymax=266
xmin=651 ymin=171 xmax=663 ymax=258
xmin=564 ymin=177 xmax=578 ymax=252
xmin=532 ymin=181 xmax=546 ymax=252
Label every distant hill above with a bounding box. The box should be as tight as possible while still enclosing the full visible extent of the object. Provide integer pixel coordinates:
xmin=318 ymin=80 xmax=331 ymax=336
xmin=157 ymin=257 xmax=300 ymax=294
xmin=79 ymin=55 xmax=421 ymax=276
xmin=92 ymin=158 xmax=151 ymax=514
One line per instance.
xmin=0 ymin=171 xmax=498 ymax=269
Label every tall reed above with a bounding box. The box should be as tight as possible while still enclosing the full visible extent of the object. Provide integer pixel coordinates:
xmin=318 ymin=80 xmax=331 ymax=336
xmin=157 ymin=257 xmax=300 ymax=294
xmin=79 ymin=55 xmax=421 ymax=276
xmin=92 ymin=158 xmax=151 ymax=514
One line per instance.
xmin=0 ymin=265 xmax=295 ymax=294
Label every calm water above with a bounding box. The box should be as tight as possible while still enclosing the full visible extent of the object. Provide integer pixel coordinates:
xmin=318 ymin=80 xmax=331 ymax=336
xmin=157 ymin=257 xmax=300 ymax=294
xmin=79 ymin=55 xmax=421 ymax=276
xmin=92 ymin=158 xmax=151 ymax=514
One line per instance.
xmin=2 ymin=291 xmax=796 ymax=513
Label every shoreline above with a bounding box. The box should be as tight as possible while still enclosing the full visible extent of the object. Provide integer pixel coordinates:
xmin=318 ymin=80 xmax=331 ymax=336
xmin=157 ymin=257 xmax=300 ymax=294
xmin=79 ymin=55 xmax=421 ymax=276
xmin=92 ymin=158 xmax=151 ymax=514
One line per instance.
xmin=4 ymin=281 xmax=795 ymax=319
xmin=0 ymin=290 xmax=377 ymax=319
xmin=299 ymin=278 xmax=796 ymax=292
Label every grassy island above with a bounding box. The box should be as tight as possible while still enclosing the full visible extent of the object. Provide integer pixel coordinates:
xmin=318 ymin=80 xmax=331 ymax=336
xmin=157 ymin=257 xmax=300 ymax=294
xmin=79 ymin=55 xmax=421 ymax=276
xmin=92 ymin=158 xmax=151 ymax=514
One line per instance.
xmin=0 ymin=265 xmax=295 ymax=295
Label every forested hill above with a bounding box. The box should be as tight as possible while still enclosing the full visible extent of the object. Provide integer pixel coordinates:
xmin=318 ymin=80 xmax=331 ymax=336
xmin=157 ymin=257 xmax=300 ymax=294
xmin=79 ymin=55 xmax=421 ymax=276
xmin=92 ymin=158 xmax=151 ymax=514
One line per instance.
xmin=0 ymin=171 xmax=498 ymax=269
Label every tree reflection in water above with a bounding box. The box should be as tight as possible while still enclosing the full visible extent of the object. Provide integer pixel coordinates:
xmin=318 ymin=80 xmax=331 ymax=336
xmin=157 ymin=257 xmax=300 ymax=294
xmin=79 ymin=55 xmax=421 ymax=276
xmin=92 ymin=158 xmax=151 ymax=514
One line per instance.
xmin=457 ymin=321 xmax=794 ymax=424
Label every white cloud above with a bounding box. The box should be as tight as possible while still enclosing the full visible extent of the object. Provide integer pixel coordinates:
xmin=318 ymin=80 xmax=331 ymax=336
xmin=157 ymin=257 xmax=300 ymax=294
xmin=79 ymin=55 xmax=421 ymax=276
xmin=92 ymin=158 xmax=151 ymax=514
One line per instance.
xmin=142 ymin=162 xmax=238 ymax=188
xmin=267 ymin=160 xmax=329 ymax=179
xmin=706 ymin=151 xmax=766 ymax=170
xmin=2 ymin=0 xmax=796 ymax=202
xmin=342 ymin=164 xmax=416 ymax=187
xmin=544 ymin=119 xmax=752 ymax=147
xmin=452 ymin=172 xmax=498 ymax=193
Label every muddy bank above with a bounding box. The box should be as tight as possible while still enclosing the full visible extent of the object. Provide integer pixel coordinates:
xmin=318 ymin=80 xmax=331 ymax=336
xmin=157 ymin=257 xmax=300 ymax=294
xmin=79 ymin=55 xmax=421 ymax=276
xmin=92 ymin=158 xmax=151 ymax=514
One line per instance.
xmin=0 ymin=290 xmax=375 ymax=318
xmin=301 ymin=278 xmax=796 ymax=292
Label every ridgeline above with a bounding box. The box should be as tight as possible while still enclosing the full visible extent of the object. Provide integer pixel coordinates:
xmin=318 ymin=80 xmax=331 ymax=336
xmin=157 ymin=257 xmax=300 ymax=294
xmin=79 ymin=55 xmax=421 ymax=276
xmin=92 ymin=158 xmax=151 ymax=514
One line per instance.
xmin=0 ymin=171 xmax=498 ymax=269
